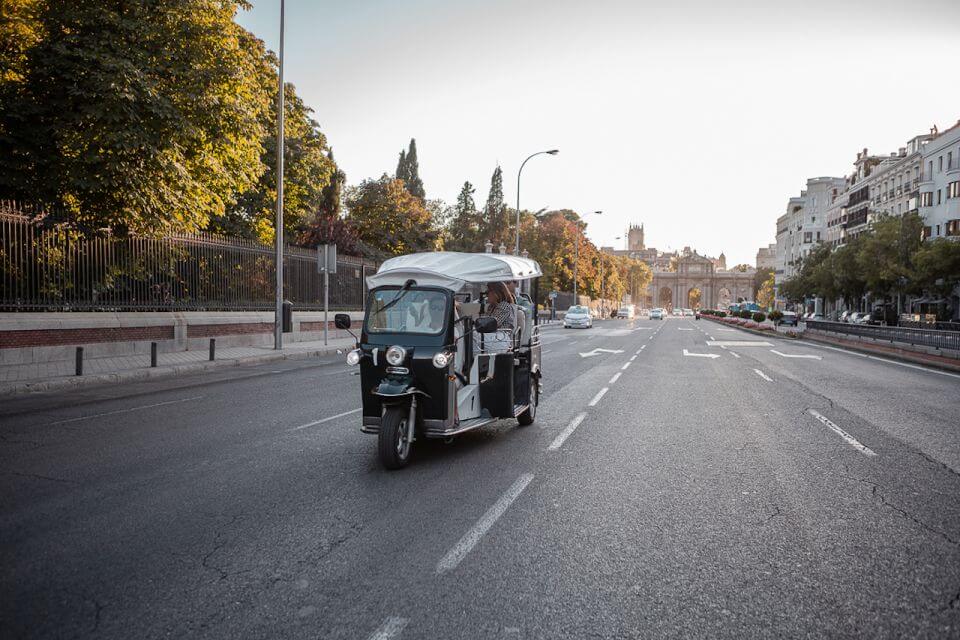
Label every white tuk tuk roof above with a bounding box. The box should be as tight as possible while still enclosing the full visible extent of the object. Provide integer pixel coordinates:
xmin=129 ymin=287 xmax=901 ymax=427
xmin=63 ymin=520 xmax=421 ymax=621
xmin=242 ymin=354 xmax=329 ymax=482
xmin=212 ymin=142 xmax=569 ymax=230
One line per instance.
xmin=366 ymin=252 xmax=543 ymax=290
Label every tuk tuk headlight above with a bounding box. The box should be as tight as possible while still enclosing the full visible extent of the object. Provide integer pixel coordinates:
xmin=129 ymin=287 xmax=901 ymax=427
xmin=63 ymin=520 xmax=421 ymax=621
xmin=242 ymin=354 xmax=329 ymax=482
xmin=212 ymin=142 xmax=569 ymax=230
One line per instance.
xmin=345 ymin=349 xmax=361 ymax=366
xmin=385 ymin=345 xmax=407 ymax=366
xmin=432 ymin=351 xmax=453 ymax=369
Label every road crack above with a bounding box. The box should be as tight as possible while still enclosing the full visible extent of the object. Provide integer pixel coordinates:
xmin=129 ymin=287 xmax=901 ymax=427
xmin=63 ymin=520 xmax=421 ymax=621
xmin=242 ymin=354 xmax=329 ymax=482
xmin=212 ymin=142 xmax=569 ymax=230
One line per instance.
xmin=849 ymin=476 xmax=959 ymax=547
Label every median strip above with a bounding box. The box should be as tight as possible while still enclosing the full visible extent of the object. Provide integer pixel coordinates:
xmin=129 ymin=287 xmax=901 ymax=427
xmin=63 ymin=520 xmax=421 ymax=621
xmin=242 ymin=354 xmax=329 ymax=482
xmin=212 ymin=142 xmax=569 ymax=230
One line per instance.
xmin=808 ymin=409 xmax=876 ymax=457
xmin=436 ymin=473 xmax=534 ymax=573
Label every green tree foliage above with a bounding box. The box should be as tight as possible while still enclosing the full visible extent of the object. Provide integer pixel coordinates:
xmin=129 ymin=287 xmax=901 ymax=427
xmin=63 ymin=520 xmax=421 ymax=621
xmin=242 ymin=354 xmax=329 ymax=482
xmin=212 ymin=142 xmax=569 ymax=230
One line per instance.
xmin=0 ymin=0 xmax=275 ymax=236
xmin=212 ymin=82 xmax=336 ymax=243
xmin=344 ymin=175 xmax=439 ymax=257
xmin=913 ymin=238 xmax=960 ymax=300
xmin=753 ymin=267 xmax=774 ymax=298
xmin=444 ymin=181 xmax=483 ymax=251
xmin=394 ymin=139 xmax=424 ymax=200
xmin=481 ymin=166 xmax=508 ymax=246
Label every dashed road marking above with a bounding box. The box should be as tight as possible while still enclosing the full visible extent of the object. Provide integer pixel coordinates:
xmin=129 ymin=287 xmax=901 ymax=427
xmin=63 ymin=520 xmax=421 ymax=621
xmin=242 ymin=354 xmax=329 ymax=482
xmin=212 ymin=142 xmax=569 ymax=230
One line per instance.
xmin=49 ymin=396 xmax=204 ymax=426
xmin=621 ymin=361 xmax=632 ymax=370
xmin=588 ymin=387 xmax=609 ymax=405
xmin=366 ymin=616 xmax=409 ymax=640
xmin=548 ymin=412 xmax=587 ymax=451
xmin=808 ymin=409 xmax=876 ymax=457
xmin=730 ymin=351 xmax=741 ymax=358
xmin=770 ymin=349 xmax=822 ymax=360
xmin=291 ymin=407 xmax=361 ymax=431
xmin=753 ymin=368 xmax=773 ymax=382
xmin=609 ymin=372 xmax=622 ymax=384
xmin=436 ymin=473 xmax=535 ymax=573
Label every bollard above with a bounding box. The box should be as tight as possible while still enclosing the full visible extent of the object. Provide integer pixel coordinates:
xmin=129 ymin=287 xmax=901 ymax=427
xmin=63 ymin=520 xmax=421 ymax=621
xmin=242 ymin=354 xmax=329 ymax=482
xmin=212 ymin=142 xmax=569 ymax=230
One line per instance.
xmin=209 ymin=338 xmax=216 ymax=361
xmin=150 ymin=342 xmax=158 ymax=367
xmin=75 ymin=346 xmax=83 ymax=376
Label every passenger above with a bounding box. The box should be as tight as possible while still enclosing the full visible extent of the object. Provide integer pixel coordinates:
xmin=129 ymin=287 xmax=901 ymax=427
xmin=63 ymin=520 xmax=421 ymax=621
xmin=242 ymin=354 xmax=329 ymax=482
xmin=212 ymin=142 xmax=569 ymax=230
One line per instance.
xmin=484 ymin=281 xmax=516 ymax=331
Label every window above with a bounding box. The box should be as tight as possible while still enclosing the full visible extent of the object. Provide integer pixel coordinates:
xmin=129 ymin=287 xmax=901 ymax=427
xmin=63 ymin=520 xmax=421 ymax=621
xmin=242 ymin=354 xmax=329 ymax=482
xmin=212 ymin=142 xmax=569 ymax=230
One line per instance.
xmin=803 ymin=232 xmax=813 ymax=243
xmin=937 ymin=189 xmax=942 ymax=205
xmin=948 ymin=182 xmax=960 ymax=198
xmin=939 ymin=156 xmax=944 ymax=171
xmin=366 ymin=289 xmax=448 ymax=335
xmin=920 ymin=192 xmax=933 ymax=207
xmin=949 ymin=151 xmax=954 ymax=168
xmin=812 ymin=216 xmax=816 ymax=222
xmin=929 ymin=160 xmax=934 ymax=177
xmin=816 ymin=231 xmax=821 ymax=241
xmin=936 ymin=224 xmax=941 ymax=236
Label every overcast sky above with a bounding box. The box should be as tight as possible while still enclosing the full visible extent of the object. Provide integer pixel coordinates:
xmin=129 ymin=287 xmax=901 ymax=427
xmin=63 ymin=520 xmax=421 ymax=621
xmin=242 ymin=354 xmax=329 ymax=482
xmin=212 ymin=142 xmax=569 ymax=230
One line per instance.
xmin=236 ymin=0 xmax=960 ymax=266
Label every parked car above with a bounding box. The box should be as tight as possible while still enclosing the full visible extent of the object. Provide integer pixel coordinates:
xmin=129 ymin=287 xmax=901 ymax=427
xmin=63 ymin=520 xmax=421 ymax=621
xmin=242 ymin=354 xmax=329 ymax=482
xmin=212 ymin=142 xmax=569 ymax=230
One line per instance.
xmin=616 ymin=304 xmax=636 ymax=320
xmin=779 ymin=311 xmax=799 ymax=326
xmin=672 ymin=308 xmax=682 ymax=316
xmin=683 ymin=308 xmax=694 ymax=316
xmin=564 ymin=305 xmax=593 ymax=329
xmin=839 ymin=310 xmax=853 ymax=323
xmin=650 ymin=308 xmax=664 ymax=320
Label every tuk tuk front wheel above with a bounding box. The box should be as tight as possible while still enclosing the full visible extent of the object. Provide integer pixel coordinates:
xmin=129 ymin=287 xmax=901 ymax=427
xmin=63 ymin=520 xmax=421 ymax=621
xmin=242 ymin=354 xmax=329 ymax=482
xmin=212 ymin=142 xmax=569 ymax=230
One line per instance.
xmin=517 ymin=376 xmax=538 ymax=427
xmin=378 ymin=406 xmax=412 ymax=470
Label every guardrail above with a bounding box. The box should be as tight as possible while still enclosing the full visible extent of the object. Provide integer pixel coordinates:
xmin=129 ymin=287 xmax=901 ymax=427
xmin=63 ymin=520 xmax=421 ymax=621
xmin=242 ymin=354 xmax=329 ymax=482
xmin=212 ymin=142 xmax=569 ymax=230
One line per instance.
xmin=806 ymin=320 xmax=960 ymax=351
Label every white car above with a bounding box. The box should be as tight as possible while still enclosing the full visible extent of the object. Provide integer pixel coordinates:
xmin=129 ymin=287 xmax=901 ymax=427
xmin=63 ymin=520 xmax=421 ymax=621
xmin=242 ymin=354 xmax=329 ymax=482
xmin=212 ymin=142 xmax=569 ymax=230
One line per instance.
xmin=564 ymin=305 xmax=593 ymax=329
xmin=616 ymin=304 xmax=636 ymax=320
xmin=650 ymin=308 xmax=664 ymax=320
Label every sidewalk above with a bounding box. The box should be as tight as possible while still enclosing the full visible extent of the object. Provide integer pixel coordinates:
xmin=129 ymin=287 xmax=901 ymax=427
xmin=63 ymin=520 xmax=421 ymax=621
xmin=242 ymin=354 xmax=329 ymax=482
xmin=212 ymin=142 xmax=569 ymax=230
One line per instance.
xmin=0 ymin=336 xmax=357 ymax=396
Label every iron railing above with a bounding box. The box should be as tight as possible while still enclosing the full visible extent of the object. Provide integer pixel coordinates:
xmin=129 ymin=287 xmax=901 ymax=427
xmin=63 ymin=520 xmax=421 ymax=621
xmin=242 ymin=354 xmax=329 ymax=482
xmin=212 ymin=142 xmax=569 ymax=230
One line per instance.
xmin=806 ymin=320 xmax=960 ymax=351
xmin=0 ymin=205 xmax=377 ymax=311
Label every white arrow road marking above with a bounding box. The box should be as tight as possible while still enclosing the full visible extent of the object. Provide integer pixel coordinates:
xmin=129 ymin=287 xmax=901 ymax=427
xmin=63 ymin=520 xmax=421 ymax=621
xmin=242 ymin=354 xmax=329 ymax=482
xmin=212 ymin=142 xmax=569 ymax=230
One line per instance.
xmin=753 ymin=369 xmax=773 ymax=382
xmin=682 ymin=349 xmax=720 ymax=359
xmin=770 ymin=349 xmax=822 ymax=360
xmin=367 ymin=617 xmax=409 ymax=640
xmin=436 ymin=473 xmax=535 ymax=573
xmin=579 ymin=348 xmax=625 ymax=358
xmin=808 ymin=409 xmax=876 ymax=457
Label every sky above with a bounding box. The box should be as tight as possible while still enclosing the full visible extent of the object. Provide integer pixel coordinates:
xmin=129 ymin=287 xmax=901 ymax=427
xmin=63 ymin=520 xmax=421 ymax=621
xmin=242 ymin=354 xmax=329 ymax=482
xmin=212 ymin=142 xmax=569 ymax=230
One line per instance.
xmin=236 ymin=0 xmax=960 ymax=267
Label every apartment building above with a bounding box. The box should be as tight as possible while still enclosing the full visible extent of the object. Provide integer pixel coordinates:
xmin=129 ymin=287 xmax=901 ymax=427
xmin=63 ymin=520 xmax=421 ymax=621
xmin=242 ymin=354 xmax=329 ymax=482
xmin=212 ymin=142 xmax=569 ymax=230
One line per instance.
xmin=755 ymin=244 xmax=776 ymax=270
xmin=774 ymin=177 xmax=846 ymax=283
xmin=918 ymin=121 xmax=960 ymax=239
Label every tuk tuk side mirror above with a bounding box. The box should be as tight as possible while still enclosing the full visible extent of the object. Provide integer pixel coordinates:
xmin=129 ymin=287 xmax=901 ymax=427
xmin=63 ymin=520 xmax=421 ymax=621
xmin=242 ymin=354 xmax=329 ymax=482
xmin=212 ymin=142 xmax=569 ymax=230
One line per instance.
xmin=334 ymin=313 xmax=351 ymax=330
xmin=474 ymin=316 xmax=498 ymax=334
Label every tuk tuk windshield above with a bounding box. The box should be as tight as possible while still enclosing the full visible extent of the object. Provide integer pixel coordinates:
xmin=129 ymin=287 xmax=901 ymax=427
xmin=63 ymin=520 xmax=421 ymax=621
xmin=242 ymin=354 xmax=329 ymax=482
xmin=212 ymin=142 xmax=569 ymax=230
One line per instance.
xmin=366 ymin=288 xmax=448 ymax=335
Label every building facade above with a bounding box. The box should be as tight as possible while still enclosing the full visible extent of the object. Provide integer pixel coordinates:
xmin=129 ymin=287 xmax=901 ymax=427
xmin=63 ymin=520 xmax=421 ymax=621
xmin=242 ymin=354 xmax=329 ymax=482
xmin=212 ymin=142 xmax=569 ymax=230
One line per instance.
xmin=918 ymin=121 xmax=960 ymax=239
xmin=755 ymin=244 xmax=776 ymax=270
xmin=774 ymin=177 xmax=845 ymax=285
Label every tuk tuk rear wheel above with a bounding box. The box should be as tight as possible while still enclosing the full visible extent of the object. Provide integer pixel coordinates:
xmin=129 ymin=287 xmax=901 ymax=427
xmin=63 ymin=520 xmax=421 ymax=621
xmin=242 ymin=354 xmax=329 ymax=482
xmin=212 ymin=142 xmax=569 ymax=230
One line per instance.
xmin=378 ymin=406 xmax=412 ymax=470
xmin=517 ymin=376 xmax=538 ymax=426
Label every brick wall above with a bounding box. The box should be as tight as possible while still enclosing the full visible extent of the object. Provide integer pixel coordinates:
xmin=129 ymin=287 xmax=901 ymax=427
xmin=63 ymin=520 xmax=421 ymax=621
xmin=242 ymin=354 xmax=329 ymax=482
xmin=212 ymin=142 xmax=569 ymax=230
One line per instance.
xmin=0 ymin=326 xmax=174 ymax=349
xmin=189 ymin=323 xmax=274 ymax=338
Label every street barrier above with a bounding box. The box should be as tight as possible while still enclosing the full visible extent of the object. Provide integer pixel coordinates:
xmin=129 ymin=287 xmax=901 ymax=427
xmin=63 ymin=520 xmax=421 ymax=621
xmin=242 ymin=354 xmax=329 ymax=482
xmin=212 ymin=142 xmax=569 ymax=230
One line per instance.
xmin=806 ymin=320 xmax=960 ymax=351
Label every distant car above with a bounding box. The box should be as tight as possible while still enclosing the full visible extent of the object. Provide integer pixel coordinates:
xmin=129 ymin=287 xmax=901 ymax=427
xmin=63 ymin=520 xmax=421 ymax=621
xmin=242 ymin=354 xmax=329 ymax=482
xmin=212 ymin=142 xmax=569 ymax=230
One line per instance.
xmin=779 ymin=311 xmax=799 ymax=326
xmin=839 ymin=310 xmax=853 ymax=323
xmin=672 ymin=308 xmax=682 ymax=316
xmin=851 ymin=312 xmax=872 ymax=325
xmin=683 ymin=308 xmax=693 ymax=316
xmin=650 ymin=308 xmax=663 ymax=320
xmin=564 ymin=305 xmax=593 ymax=329
xmin=616 ymin=304 xmax=636 ymax=320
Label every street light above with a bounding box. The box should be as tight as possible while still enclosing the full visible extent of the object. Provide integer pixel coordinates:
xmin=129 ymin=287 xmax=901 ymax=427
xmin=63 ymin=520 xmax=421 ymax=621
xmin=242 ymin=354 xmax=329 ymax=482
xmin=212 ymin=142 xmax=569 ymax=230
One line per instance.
xmin=274 ymin=0 xmax=286 ymax=350
xmin=573 ymin=210 xmax=602 ymax=303
xmin=516 ymin=149 xmax=558 ymax=254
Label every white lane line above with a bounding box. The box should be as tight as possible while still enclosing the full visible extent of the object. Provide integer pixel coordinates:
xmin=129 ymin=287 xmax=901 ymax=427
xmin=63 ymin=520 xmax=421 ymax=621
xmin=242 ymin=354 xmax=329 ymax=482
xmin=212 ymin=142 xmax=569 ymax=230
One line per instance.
xmin=800 ymin=342 xmax=960 ymax=379
xmin=608 ymin=372 xmax=622 ymax=384
xmin=621 ymin=361 xmax=632 ymax=370
xmin=730 ymin=351 xmax=741 ymax=358
xmin=770 ymin=349 xmax=822 ymax=360
xmin=366 ymin=616 xmax=410 ymax=640
xmin=436 ymin=473 xmax=535 ymax=573
xmin=290 ymin=407 xmax=361 ymax=431
xmin=629 ymin=355 xmax=637 ymax=361
xmin=588 ymin=387 xmax=609 ymax=405
xmin=640 ymin=344 xmax=646 ymax=350
xmin=548 ymin=412 xmax=587 ymax=451
xmin=49 ymin=396 xmax=204 ymax=425
xmin=808 ymin=409 xmax=876 ymax=457
xmin=753 ymin=369 xmax=773 ymax=382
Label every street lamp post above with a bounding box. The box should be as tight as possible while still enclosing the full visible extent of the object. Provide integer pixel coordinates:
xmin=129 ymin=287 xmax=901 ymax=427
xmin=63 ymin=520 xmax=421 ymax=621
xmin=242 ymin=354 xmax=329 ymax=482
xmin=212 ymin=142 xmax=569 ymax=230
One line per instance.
xmin=273 ymin=0 xmax=286 ymax=350
xmin=516 ymin=149 xmax=558 ymax=254
xmin=573 ymin=211 xmax=602 ymax=304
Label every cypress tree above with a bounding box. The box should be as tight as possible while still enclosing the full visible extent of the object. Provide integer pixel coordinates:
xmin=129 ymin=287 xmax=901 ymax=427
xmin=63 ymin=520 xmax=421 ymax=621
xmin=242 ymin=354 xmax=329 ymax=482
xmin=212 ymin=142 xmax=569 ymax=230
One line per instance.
xmin=404 ymin=138 xmax=425 ymax=200
xmin=482 ymin=166 xmax=506 ymax=244
xmin=395 ymin=149 xmax=408 ymax=184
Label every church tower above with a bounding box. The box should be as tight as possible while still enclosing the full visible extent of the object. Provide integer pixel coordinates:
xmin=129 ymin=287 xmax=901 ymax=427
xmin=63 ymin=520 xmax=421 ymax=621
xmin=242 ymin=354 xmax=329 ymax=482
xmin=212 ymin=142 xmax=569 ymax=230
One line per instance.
xmin=627 ymin=223 xmax=645 ymax=251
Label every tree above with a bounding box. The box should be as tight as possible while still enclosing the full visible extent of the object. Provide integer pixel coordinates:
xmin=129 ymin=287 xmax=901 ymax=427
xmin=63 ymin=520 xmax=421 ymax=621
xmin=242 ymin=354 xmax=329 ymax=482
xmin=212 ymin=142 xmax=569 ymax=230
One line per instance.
xmin=753 ymin=267 xmax=774 ymax=299
xmin=443 ymin=181 xmax=482 ymax=251
xmin=855 ymin=212 xmax=923 ymax=300
xmin=913 ymin=238 xmax=960 ymax=301
xmin=214 ymin=82 xmax=336 ymax=243
xmin=344 ymin=175 xmax=438 ymax=257
xmin=756 ymin=274 xmax=775 ymax=309
xmin=394 ymin=139 xmax=424 ymax=200
xmin=480 ymin=166 xmax=508 ymax=246
xmin=0 ymin=0 xmax=274 ymax=236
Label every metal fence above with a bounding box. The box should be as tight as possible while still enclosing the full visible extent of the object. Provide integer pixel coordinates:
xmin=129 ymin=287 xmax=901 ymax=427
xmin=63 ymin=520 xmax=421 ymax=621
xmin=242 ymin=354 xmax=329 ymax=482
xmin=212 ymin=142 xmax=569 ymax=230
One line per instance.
xmin=806 ymin=320 xmax=960 ymax=352
xmin=0 ymin=205 xmax=378 ymax=311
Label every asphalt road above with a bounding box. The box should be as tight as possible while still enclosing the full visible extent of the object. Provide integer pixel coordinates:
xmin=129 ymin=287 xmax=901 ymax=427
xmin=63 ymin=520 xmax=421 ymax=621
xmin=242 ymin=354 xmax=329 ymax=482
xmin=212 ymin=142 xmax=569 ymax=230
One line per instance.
xmin=2 ymin=317 xmax=959 ymax=639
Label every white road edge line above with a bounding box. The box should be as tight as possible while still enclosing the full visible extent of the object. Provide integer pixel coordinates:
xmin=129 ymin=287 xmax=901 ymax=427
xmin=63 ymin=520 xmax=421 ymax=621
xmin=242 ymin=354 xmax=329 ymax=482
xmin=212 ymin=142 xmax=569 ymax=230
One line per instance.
xmin=800 ymin=342 xmax=960 ymax=379
xmin=621 ymin=361 xmax=632 ymax=370
xmin=366 ymin=616 xmax=410 ymax=640
xmin=588 ymin=387 xmax=609 ymax=406
xmin=290 ymin=407 xmax=361 ymax=431
xmin=753 ymin=368 xmax=773 ymax=382
xmin=436 ymin=473 xmax=535 ymax=573
xmin=548 ymin=412 xmax=587 ymax=451
xmin=49 ymin=396 xmax=205 ymax=425
xmin=608 ymin=372 xmax=622 ymax=384
xmin=807 ymin=409 xmax=877 ymax=457
xmin=730 ymin=351 xmax=741 ymax=358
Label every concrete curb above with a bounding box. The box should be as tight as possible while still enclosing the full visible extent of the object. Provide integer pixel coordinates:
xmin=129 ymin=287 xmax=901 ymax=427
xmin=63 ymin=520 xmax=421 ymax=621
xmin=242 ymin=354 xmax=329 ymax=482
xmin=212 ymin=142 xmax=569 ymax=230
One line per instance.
xmin=702 ymin=317 xmax=799 ymax=341
xmin=0 ymin=343 xmax=352 ymax=397
xmin=800 ymin=332 xmax=960 ymax=374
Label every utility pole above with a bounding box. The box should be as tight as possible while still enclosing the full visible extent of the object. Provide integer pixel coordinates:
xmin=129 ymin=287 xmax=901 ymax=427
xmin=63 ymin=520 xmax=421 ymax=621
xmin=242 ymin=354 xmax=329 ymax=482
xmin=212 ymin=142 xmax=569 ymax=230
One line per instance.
xmin=273 ymin=0 xmax=286 ymax=350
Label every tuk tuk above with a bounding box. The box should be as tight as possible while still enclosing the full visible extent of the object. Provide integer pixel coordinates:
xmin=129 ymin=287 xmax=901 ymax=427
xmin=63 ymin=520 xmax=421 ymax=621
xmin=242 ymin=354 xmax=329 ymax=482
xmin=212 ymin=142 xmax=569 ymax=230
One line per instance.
xmin=334 ymin=251 xmax=544 ymax=469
